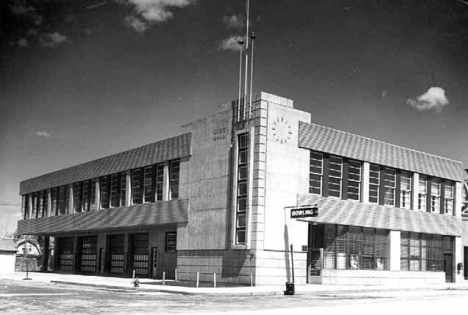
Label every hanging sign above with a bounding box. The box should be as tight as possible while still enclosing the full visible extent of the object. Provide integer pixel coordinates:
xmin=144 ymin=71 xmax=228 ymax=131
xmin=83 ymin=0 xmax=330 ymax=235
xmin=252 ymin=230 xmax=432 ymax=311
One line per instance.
xmin=290 ymin=205 xmax=318 ymax=218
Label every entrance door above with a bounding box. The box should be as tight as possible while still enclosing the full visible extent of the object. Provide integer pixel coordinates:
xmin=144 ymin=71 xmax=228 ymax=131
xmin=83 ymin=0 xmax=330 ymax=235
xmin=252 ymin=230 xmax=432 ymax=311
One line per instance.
xmin=443 ymin=253 xmax=453 ymax=283
xmin=130 ymin=233 xmax=149 ymax=278
xmin=57 ymin=237 xmax=74 ymax=272
xmin=78 ymin=236 xmax=97 ymax=273
xmin=107 ymin=234 xmax=125 ymax=275
xmin=464 ymin=247 xmax=468 ymax=280
xmin=159 ymin=232 xmax=177 ymax=279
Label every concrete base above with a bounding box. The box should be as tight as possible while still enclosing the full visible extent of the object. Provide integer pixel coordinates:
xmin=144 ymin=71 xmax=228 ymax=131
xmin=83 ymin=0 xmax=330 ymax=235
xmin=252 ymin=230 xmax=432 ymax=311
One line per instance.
xmin=320 ymin=269 xmax=446 ymax=285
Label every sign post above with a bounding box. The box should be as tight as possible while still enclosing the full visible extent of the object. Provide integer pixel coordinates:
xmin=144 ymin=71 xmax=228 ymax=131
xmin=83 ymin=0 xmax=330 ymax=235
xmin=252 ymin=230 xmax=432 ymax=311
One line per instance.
xmin=283 ymin=204 xmax=319 ymax=295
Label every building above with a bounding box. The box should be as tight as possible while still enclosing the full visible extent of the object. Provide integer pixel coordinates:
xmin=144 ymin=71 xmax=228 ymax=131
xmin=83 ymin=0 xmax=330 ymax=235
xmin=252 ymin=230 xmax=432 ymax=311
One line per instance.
xmin=17 ymin=92 xmax=466 ymax=285
xmin=462 ymin=171 xmax=468 ymax=280
xmin=0 ymin=239 xmax=17 ymax=274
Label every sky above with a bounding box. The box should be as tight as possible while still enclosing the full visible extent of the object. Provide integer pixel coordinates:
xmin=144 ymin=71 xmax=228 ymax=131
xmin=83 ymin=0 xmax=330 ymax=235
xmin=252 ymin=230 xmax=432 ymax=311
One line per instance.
xmin=1 ymin=0 xmax=468 ymax=230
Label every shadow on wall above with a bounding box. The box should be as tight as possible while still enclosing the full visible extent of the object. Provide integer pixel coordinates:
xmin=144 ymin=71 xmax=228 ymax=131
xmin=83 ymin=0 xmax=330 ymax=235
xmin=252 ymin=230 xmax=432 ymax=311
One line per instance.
xmin=221 ymin=249 xmax=255 ymax=279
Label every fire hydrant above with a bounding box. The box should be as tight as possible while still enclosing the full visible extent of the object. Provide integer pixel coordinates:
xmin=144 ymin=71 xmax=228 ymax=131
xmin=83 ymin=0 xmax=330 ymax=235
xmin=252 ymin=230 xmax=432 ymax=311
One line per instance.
xmin=133 ymin=277 xmax=140 ymax=288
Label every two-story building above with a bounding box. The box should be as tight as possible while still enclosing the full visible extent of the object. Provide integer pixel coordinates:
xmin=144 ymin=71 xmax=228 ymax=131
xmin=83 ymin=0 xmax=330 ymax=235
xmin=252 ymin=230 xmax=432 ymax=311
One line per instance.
xmin=17 ymin=92 xmax=465 ymax=285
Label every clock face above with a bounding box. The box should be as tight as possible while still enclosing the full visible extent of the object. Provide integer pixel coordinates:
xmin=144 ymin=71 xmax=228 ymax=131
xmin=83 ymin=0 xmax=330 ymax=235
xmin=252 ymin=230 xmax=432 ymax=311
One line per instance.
xmin=271 ymin=117 xmax=292 ymax=144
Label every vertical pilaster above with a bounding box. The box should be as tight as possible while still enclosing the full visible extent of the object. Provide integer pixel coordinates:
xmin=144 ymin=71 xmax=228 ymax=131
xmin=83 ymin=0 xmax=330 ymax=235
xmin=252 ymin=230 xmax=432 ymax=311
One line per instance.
xmin=395 ymin=171 xmax=401 ymax=208
xmin=126 ymin=170 xmax=131 ymax=206
xmin=427 ymin=177 xmax=432 ymax=213
xmin=412 ymin=173 xmax=419 ymax=211
xmin=21 ymin=195 xmax=26 ymax=220
xmin=95 ymin=179 xmax=101 ymax=210
xmin=440 ymin=181 xmax=446 ymax=214
xmin=42 ymin=236 xmax=50 ymax=272
xmin=389 ymin=230 xmax=401 ymax=271
xmin=73 ymin=236 xmax=79 ymax=272
xmin=455 ymin=236 xmax=462 ymax=282
xmin=68 ymin=185 xmax=74 ymax=214
xmin=163 ymin=161 xmax=170 ymax=201
xmin=28 ymin=194 xmax=33 ymax=220
xmin=362 ymin=162 xmax=370 ymax=203
xmin=455 ymin=182 xmax=463 ymax=217
xmin=47 ymin=189 xmax=52 ymax=217
xmin=246 ymin=126 xmax=255 ymax=249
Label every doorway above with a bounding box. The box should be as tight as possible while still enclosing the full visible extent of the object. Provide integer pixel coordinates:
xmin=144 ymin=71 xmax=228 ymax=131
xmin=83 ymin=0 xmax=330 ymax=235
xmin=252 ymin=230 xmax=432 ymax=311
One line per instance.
xmin=443 ymin=253 xmax=453 ymax=283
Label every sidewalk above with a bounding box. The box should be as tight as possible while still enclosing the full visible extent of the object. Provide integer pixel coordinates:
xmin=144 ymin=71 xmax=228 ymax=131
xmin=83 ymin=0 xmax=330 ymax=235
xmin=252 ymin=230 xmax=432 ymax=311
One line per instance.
xmin=1 ymin=271 xmax=468 ymax=296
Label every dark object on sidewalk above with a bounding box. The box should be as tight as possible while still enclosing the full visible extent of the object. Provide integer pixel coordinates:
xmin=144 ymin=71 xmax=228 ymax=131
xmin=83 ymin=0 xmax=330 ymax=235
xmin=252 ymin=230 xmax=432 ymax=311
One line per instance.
xmin=284 ymin=282 xmax=295 ymax=295
xmin=133 ymin=277 xmax=140 ymax=288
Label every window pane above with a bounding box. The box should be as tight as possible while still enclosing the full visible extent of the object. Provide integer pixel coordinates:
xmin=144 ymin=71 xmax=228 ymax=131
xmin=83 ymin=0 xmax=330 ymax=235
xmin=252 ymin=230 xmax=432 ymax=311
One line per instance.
xmin=169 ymin=160 xmax=180 ymax=199
xmin=238 ymin=198 xmax=247 ymax=212
xmin=156 ymin=164 xmax=164 ymax=201
xmin=309 ymin=151 xmax=323 ymax=195
xmin=120 ymin=172 xmax=127 ymax=206
xmin=132 ymin=169 xmax=143 ymax=204
xmin=82 ymin=181 xmax=90 ymax=212
xmin=74 ymin=183 xmax=82 ymax=213
xmin=165 ymin=232 xmax=177 ymax=253
xmin=144 ymin=166 xmax=155 ymax=203
xmin=111 ymin=174 xmax=121 ymax=207
xmin=100 ymin=176 xmax=110 ymax=209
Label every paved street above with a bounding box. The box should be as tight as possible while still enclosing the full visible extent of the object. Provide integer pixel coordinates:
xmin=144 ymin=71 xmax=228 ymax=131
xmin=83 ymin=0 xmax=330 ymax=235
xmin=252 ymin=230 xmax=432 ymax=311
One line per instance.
xmin=1 ymin=279 xmax=468 ymax=315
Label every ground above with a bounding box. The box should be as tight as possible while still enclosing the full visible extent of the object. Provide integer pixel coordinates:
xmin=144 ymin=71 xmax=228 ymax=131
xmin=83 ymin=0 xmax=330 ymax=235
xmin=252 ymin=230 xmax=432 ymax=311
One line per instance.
xmin=1 ymin=279 xmax=467 ymax=315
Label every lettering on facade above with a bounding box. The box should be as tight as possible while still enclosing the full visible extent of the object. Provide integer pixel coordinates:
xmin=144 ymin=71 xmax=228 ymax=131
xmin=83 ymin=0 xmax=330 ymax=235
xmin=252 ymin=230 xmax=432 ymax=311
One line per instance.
xmin=213 ymin=118 xmax=230 ymax=141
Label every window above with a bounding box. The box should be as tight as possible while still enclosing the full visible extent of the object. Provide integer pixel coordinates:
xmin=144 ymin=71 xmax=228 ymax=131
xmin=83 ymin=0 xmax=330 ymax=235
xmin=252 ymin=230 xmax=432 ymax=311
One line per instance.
xmin=58 ymin=186 xmax=67 ymax=215
xmin=23 ymin=195 xmax=30 ymax=220
xmin=444 ymin=181 xmax=454 ymax=215
xmin=91 ymin=179 xmax=97 ymax=210
xmin=90 ymin=180 xmax=97 ymax=211
xmin=431 ymin=179 xmax=441 ymax=213
xmin=156 ymin=164 xmax=164 ymax=201
xmin=328 ymin=156 xmax=342 ymax=198
xmin=383 ymin=168 xmax=396 ymax=206
xmin=400 ymin=232 xmax=448 ymax=271
xmin=347 ymin=160 xmax=361 ymax=201
xmin=100 ymin=176 xmax=110 ymax=209
xmin=132 ymin=168 xmax=143 ymax=204
xmin=169 ymin=160 xmax=180 ymax=199
xmin=309 ymin=151 xmax=323 ymax=195
xmin=110 ymin=174 xmax=120 ymax=208
xmin=42 ymin=191 xmax=48 ymax=217
xmin=82 ymin=181 xmax=90 ymax=212
xmin=31 ymin=193 xmax=37 ymax=218
xmin=165 ymin=232 xmax=177 ymax=252
xmin=400 ymin=172 xmax=412 ymax=209
xmin=144 ymin=166 xmax=155 ymax=203
xmin=51 ymin=188 xmax=58 ymax=216
xmin=323 ymin=225 xmax=389 ymax=271
xmin=369 ymin=164 xmax=380 ymax=203
xmin=236 ymin=133 xmax=249 ymax=244
xmin=74 ymin=182 xmax=82 ymax=213
xmin=120 ymin=172 xmax=127 ymax=206
xmin=418 ymin=175 xmax=427 ymax=211
xmin=37 ymin=191 xmax=44 ymax=218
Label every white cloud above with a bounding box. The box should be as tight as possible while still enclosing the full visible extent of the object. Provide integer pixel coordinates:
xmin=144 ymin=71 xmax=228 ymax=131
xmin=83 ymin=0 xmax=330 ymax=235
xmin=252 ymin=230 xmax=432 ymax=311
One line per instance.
xmin=223 ymin=14 xmax=245 ymax=30
xmin=39 ymin=32 xmax=68 ymax=47
xmin=406 ymin=87 xmax=449 ymax=113
xmin=35 ymin=131 xmax=52 ymax=139
xmin=219 ymin=35 xmax=245 ymax=51
xmin=124 ymin=0 xmax=194 ymax=31
xmin=10 ymin=5 xmax=35 ymax=16
xmin=10 ymin=5 xmax=43 ymax=25
xmin=18 ymin=38 xmax=29 ymax=47
xmin=125 ymin=15 xmax=149 ymax=33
